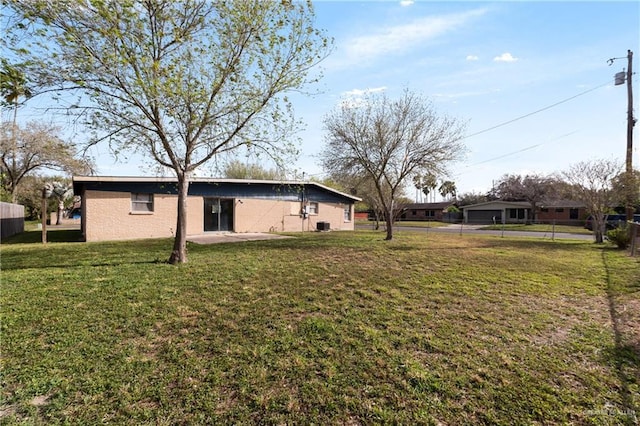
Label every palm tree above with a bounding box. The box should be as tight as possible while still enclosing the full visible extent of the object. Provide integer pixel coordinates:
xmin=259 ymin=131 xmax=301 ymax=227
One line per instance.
xmin=439 ymin=180 xmax=457 ymax=200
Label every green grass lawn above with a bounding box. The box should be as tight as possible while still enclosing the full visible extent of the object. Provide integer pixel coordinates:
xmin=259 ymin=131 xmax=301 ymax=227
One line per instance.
xmin=1 ymin=229 xmax=638 ymax=424
xmin=357 ymin=220 xmax=450 ymax=229
xmin=478 ymin=223 xmax=593 ymax=235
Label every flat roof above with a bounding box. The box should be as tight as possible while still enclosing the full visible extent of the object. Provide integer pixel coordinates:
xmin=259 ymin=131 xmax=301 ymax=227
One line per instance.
xmin=72 ymin=176 xmax=361 ymax=201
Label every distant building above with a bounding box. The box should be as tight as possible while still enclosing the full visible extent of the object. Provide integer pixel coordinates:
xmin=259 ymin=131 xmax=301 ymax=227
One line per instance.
xmin=399 ymin=201 xmax=458 ymax=222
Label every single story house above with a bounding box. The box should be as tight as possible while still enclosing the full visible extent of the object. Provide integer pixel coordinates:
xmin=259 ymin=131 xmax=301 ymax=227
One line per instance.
xmin=536 ymin=200 xmax=587 ymax=225
xmin=462 ymin=199 xmax=589 ymax=225
xmin=72 ymin=176 xmax=361 ymax=242
xmin=399 ymin=202 xmax=458 ymax=222
xmin=462 ymin=201 xmax=532 ymax=224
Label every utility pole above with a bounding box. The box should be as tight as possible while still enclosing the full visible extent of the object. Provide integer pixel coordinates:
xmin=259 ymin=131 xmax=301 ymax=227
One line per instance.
xmin=625 ymin=50 xmax=635 ymax=222
xmin=610 ymin=50 xmax=636 ymax=222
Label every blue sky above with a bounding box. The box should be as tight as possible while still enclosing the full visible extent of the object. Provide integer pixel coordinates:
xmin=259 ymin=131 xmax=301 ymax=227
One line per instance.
xmin=290 ymin=0 xmax=639 ymax=196
xmin=8 ymin=1 xmax=640 ymax=198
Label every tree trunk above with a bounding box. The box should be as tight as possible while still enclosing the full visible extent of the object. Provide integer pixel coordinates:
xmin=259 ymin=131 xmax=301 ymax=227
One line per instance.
xmin=56 ymin=200 xmax=64 ymax=225
xmin=594 ymin=221 xmax=605 ymax=244
xmin=384 ymin=208 xmax=394 ymax=240
xmin=168 ymin=176 xmax=190 ymax=264
xmin=530 ymin=201 xmax=537 ymax=224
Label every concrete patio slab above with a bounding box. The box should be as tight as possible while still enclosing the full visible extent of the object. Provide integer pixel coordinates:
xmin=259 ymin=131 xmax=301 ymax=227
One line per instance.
xmin=187 ymin=233 xmax=293 ymax=245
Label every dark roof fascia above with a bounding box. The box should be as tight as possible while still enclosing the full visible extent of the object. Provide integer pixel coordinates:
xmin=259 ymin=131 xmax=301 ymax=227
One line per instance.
xmin=72 ymin=176 xmax=361 ymax=203
xmin=461 ymin=200 xmax=531 ymax=209
xmin=402 ymin=202 xmax=456 ymax=210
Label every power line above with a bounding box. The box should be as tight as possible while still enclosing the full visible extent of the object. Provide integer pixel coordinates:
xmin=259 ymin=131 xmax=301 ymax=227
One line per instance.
xmin=462 ymin=80 xmax=611 ymax=140
xmin=464 ymin=130 xmax=579 ymax=169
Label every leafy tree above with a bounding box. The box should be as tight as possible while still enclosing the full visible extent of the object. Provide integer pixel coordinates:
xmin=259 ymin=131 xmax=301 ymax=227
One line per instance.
xmin=491 ymin=173 xmax=556 ymax=222
xmin=221 ymin=159 xmax=283 ymax=180
xmin=8 ymin=0 xmax=332 ymax=263
xmin=0 ymin=122 xmax=92 ymax=203
xmin=611 ymin=169 xmax=640 ymax=213
xmin=561 ymin=159 xmax=622 ymax=243
xmin=456 ymin=191 xmax=489 ymax=206
xmin=0 ymin=59 xmax=33 ymax=125
xmin=322 ymin=89 xmax=465 ymax=240
xmin=438 ymin=180 xmax=457 ymax=200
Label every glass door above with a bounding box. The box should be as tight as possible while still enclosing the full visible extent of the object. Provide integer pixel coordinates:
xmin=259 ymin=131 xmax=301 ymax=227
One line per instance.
xmin=204 ymin=198 xmax=234 ymax=232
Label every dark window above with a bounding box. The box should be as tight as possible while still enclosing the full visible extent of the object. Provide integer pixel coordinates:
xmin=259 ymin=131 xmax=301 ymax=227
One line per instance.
xmin=412 ymin=210 xmax=417 ymax=215
xmin=510 ymin=209 xmax=525 ymax=219
xmin=555 ymin=208 xmax=564 ymax=213
xmin=569 ymin=208 xmax=579 ymax=219
xmin=131 ymin=193 xmax=153 ymax=212
xmin=541 ymin=207 xmax=549 ymax=212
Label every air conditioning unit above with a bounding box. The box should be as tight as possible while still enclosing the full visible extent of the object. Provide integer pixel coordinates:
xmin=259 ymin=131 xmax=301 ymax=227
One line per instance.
xmin=316 ymin=221 xmax=330 ymax=231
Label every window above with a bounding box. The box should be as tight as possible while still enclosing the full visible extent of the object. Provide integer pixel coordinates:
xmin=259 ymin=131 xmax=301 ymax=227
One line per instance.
xmin=540 ymin=207 xmax=549 ymax=213
xmin=131 ymin=193 xmax=154 ymax=212
xmin=344 ymin=205 xmax=351 ymax=221
xmin=555 ymin=208 xmax=564 ymax=213
xmin=412 ymin=210 xmax=417 ymax=216
xmin=307 ymin=202 xmax=318 ymax=215
xmin=569 ymin=208 xmax=579 ymax=220
xmin=509 ymin=209 xmax=525 ymax=219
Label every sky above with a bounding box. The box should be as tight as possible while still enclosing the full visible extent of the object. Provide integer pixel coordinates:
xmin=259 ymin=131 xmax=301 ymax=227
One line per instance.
xmin=291 ymin=0 xmax=640 ymax=196
xmin=7 ymin=1 xmax=640 ymax=199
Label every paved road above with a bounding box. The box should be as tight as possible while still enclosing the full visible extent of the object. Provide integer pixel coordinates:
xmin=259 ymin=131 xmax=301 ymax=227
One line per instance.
xmin=357 ymin=223 xmax=595 ymax=241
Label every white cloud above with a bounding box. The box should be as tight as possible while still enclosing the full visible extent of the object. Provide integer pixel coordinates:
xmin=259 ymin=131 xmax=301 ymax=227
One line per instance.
xmin=336 ymin=8 xmax=487 ymax=69
xmin=400 ymin=0 xmax=414 ymax=6
xmin=466 ymin=55 xmax=479 ymax=61
xmin=493 ymin=52 xmax=518 ymax=63
xmin=342 ymin=87 xmax=387 ymax=98
xmin=340 ymin=87 xmax=387 ymax=108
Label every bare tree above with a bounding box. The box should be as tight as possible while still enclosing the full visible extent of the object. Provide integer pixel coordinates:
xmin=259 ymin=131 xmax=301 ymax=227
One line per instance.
xmin=322 ymin=89 xmax=465 ymax=240
xmin=491 ymin=173 xmax=556 ymax=222
xmin=561 ymin=159 xmax=622 ymax=243
xmin=7 ymin=0 xmax=331 ymax=263
xmin=0 ymin=122 xmax=92 ymax=203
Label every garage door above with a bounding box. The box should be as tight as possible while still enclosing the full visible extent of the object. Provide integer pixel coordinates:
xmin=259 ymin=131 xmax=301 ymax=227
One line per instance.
xmin=467 ymin=210 xmax=502 ymax=224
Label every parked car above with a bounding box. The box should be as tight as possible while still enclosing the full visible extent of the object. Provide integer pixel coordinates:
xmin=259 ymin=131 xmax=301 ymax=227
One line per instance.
xmin=584 ymin=214 xmax=640 ymax=230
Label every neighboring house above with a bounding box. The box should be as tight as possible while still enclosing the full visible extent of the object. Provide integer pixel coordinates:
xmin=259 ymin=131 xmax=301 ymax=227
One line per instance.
xmin=354 ymin=211 xmax=369 ymax=220
xmin=72 ymin=176 xmax=361 ymax=242
xmin=399 ymin=202 xmax=457 ymax=222
xmin=536 ymin=200 xmax=587 ymax=225
xmin=462 ymin=199 xmax=589 ymax=225
xmin=462 ymin=201 xmax=531 ymax=224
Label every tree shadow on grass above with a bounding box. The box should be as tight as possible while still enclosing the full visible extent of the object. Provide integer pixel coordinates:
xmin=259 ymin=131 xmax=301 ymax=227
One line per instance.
xmin=601 ymin=248 xmax=640 ymax=422
xmin=1 ymin=229 xmax=83 ymax=245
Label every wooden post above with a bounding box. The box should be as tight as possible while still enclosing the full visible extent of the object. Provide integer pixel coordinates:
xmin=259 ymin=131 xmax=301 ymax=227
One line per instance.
xmin=41 ymin=187 xmax=47 ymax=244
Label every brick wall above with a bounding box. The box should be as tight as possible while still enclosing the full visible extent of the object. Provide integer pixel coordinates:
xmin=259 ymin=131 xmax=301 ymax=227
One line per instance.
xmin=83 ymin=191 xmax=354 ymax=241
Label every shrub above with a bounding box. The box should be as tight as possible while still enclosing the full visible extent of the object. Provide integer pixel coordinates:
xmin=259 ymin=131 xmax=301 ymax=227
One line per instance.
xmin=606 ymin=226 xmax=631 ymax=249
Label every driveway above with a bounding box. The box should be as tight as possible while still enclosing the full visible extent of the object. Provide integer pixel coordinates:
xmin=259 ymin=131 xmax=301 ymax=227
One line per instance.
xmin=187 ymin=232 xmax=293 ymax=245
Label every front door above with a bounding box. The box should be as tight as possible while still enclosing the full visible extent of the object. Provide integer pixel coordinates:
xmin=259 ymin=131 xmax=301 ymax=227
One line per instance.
xmin=204 ymin=198 xmax=234 ymax=232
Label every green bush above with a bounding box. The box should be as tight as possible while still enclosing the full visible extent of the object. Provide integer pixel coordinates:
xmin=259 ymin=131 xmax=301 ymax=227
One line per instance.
xmin=606 ymin=226 xmax=631 ymax=249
